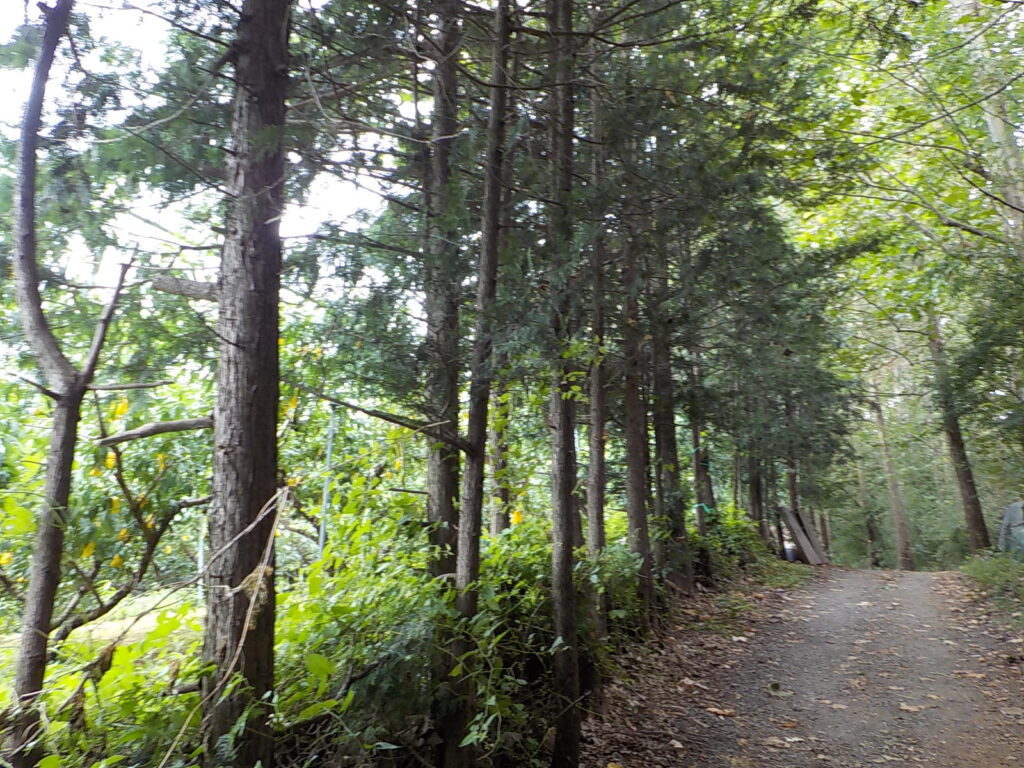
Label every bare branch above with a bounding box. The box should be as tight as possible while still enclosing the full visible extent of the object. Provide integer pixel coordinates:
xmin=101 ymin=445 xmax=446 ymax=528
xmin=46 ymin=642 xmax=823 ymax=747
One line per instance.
xmin=81 ymin=262 xmax=132 ymax=383
xmin=96 ymin=416 xmax=214 ymax=447
xmin=15 ymin=374 xmax=61 ymax=400
xmin=288 ymin=381 xmax=472 ymax=453
xmin=89 ymin=380 xmax=174 ymax=391
xmin=150 ymin=274 xmax=220 ymax=302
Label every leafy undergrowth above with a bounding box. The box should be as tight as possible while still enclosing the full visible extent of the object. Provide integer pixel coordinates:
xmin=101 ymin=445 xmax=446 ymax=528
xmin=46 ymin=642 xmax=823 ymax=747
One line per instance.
xmin=6 ymin=506 xmax=801 ymax=768
xmin=961 ymin=551 xmax=1024 ymax=626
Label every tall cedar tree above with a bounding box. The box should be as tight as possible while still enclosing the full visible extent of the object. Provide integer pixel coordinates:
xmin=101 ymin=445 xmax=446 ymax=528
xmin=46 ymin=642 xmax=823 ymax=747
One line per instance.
xmin=200 ymin=0 xmax=290 ymax=764
xmin=547 ymin=0 xmax=582 ymax=764
xmin=423 ymin=0 xmax=463 ymax=581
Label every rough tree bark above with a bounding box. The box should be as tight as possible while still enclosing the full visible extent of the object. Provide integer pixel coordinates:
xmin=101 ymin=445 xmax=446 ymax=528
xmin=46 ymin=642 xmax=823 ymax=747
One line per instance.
xmin=422 ymin=0 xmax=463 ymax=581
xmin=586 ymin=101 xmax=609 ymax=627
xmin=456 ymin=0 xmax=509 ymax=631
xmin=200 ymin=1 xmax=290 ymax=765
xmin=445 ymin=3 xmax=510 ymax=763
xmin=622 ymin=247 xmax=655 ymax=624
xmin=548 ymin=0 xmax=581 ymax=763
xmin=649 ymin=251 xmax=694 ymax=590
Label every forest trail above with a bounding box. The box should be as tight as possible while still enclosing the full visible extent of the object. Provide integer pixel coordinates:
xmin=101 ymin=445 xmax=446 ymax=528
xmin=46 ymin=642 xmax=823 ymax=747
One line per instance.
xmin=582 ymin=568 xmax=1024 ymax=768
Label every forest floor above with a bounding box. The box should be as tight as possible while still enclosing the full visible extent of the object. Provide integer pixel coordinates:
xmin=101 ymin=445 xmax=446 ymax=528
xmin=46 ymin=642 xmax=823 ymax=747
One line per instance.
xmin=581 ymin=567 xmax=1024 ymax=768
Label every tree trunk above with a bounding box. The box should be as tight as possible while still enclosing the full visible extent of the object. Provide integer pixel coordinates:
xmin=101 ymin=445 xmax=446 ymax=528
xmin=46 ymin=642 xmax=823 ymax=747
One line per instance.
xmin=784 ymin=397 xmax=801 ymax=547
xmin=691 ymin=415 xmax=717 ymax=535
xmin=489 ymin=379 xmax=512 ymax=535
xmin=622 ymin=248 xmax=655 ymax=626
xmin=6 ymin=4 xmax=119 ymax=764
xmin=872 ymin=401 xmax=915 ymax=571
xmin=856 ymin=459 xmax=881 ymax=568
xmin=926 ymin=314 xmax=991 ymax=551
xmin=456 ymin=0 xmax=508 ymax=630
xmin=201 ymin=2 xmax=290 ymax=765
xmin=731 ymin=448 xmax=741 ymax=512
xmin=547 ymin=0 xmax=581 ymax=762
xmin=649 ymin=252 xmax=694 ymax=590
xmin=767 ymin=465 xmax=785 ymax=556
xmin=10 ymin=394 xmax=81 ymax=767
xmin=423 ymin=0 xmax=463 ymax=580
xmin=445 ymin=4 xmax=509 ymax=762
xmin=786 ymin=457 xmax=800 ymax=536
xmin=748 ymin=459 xmax=771 ymax=548
xmin=549 ymin=375 xmax=581 ymax=767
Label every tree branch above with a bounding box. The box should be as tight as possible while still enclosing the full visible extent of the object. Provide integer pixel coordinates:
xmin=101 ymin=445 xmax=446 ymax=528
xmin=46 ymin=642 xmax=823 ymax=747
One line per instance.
xmin=80 ymin=262 xmax=131 ymax=383
xmin=150 ymin=274 xmax=220 ymax=302
xmin=288 ymin=381 xmax=472 ymax=453
xmin=96 ymin=416 xmax=214 ymax=447
xmin=89 ymin=380 xmax=174 ymax=391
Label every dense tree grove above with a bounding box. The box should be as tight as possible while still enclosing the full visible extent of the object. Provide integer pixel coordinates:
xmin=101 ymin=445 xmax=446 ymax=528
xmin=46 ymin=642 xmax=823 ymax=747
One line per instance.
xmin=0 ymin=0 xmax=1022 ymax=765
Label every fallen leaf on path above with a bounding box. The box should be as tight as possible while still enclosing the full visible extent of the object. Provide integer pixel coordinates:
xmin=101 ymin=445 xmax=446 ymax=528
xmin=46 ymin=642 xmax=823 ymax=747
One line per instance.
xmin=899 ymin=703 xmax=923 ymax=713
xmin=706 ymin=707 xmax=737 ymax=717
xmin=679 ymin=677 xmax=710 ymax=691
xmin=999 ymin=707 xmax=1024 ymax=717
xmin=830 ymin=703 xmax=848 ymax=710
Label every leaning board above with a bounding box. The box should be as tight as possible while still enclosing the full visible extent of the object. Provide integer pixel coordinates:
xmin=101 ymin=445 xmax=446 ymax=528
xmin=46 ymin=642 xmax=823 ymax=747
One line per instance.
xmin=781 ymin=506 xmax=828 ymax=565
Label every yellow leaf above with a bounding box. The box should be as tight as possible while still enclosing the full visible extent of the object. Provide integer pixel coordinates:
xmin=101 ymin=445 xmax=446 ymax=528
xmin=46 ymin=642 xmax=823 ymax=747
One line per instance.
xmin=163 ymin=545 xmax=172 ymax=554
xmin=0 ymin=552 xmax=13 ymax=566
xmin=117 ymin=528 xmax=130 ymax=542
xmin=288 ymin=393 xmax=298 ymax=413
xmin=511 ymin=508 xmax=524 ymax=525
xmin=157 ymin=453 xmax=166 ymax=471
xmin=111 ymin=497 xmax=120 ymax=513
xmin=89 ymin=467 xmax=102 ymax=477
xmin=144 ymin=514 xmax=155 ymax=530
xmin=82 ymin=541 xmax=96 ymax=559
xmin=104 ymin=451 xmax=116 ymax=470
xmin=112 ymin=397 xmax=129 ymax=419
xmin=110 ymin=554 xmax=124 ymax=568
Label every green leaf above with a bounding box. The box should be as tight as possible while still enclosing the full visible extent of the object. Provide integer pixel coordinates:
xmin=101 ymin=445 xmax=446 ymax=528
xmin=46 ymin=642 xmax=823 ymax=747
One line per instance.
xmin=296 ymin=700 xmax=336 ymax=721
xmin=304 ymin=652 xmax=334 ymax=679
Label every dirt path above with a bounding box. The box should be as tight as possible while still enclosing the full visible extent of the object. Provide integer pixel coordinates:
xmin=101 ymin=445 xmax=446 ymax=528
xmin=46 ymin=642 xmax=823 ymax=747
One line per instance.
xmin=581 ymin=568 xmax=1024 ymax=768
